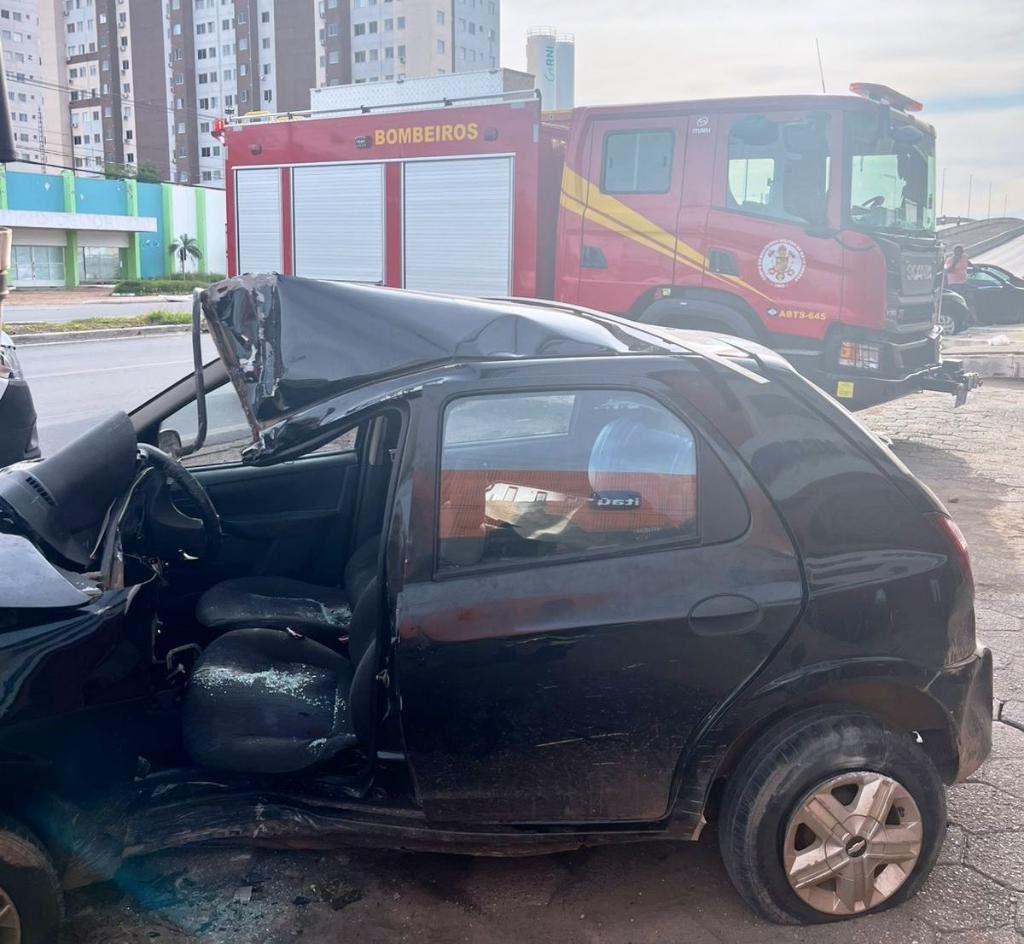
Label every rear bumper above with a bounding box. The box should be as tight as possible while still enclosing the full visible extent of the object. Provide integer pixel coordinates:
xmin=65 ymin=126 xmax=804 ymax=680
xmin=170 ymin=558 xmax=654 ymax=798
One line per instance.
xmin=787 ymin=327 xmax=981 ymax=410
xmin=927 ymin=646 xmax=993 ymax=783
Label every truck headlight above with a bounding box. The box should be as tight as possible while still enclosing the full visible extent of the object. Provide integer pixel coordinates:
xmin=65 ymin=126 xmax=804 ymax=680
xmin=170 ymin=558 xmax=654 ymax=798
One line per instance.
xmin=838 ymin=341 xmax=881 ymax=370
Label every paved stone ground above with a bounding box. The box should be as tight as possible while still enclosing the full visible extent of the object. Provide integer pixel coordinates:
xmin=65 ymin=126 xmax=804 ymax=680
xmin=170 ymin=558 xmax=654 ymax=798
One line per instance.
xmin=64 ymin=382 xmax=1024 ymax=944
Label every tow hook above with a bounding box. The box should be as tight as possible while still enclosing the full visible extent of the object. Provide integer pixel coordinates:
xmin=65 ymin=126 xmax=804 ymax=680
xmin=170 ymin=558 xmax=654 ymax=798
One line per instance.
xmin=919 ymin=358 xmax=982 ymax=407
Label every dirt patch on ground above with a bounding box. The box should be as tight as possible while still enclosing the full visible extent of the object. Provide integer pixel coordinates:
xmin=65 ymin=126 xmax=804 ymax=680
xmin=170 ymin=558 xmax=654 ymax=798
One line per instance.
xmin=6 ymin=287 xmax=115 ymax=307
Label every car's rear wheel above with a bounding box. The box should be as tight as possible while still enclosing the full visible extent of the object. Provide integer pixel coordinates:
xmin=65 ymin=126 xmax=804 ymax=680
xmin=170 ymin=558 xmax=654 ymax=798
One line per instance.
xmin=0 ymin=816 xmax=63 ymax=943
xmin=718 ymin=707 xmax=945 ymax=925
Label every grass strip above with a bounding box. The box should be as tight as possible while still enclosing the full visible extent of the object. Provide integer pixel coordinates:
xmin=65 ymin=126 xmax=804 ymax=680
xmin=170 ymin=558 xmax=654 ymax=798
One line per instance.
xmin=6 ymin=309 xmax=191 ymax=335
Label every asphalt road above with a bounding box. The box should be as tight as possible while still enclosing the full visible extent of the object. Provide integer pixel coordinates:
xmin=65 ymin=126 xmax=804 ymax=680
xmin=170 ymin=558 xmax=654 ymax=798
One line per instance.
xmin=5 ymin=297 xmax=193 ymax=324
xmin=975 ymin=231 xmax=1024 ymax=275
xmin=20 ymin=333 xmax=216 ymax=454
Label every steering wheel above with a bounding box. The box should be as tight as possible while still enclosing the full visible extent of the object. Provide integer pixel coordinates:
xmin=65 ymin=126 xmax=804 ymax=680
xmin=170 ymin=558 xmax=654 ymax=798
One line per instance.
xmin=858 ymin=195 xmax=886 ymax=209
xmin=138 ymin=443 xmax=222 ymax=559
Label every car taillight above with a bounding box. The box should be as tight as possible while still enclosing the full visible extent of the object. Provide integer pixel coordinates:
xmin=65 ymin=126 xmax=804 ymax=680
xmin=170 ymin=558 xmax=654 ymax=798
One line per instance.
xmin=838 ymin=341 xmax=881 ymax=371
xmin=928 ymin=512 xmax=974 ymax=595
xmin=928 ymin=513 xmax=976 ymax=664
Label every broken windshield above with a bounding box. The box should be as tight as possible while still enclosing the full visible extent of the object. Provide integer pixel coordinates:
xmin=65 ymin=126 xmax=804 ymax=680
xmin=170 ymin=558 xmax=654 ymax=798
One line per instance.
xmin=846 ymin=110 xmax=936 ymax=234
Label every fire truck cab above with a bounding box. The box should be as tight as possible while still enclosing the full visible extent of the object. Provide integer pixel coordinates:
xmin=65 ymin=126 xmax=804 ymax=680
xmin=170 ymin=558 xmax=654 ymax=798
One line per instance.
xmin=220 ymin=81 xmax=976 ymax=409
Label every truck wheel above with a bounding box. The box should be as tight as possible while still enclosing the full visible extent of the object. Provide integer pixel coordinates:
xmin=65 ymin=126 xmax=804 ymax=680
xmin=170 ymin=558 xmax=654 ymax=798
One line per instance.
xmin=637 ymin=302 xmax=760 ymax=341
xmin=0 ymin=815 xmax=64 ymax=943
xmin=718 ymin=707 xmax=945 ymax=925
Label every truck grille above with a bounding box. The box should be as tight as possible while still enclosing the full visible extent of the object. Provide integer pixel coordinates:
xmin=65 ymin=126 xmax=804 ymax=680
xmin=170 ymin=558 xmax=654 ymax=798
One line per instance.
xmin=897 ymin=302 xmax=935 ymax=327
xmin=896 ymin=339 xmax=937 ymax=373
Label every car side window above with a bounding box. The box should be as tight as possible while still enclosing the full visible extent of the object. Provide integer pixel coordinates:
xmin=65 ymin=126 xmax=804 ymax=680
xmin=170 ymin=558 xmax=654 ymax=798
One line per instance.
xmin=159 ymin=382 xmax=356 ymax=468
xmin=602 ymin=130 xmax=674 ymax=194
xmin=438 ymin=390 xmax=698 ymax=571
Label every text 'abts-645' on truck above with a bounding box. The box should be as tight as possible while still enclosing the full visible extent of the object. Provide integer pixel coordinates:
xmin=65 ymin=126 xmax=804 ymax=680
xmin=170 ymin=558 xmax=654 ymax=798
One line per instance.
xmin=219 ymin=78 xmax=977 ymax=409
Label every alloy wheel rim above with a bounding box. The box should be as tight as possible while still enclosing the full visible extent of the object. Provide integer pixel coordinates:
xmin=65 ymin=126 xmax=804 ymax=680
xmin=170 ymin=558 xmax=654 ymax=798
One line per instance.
xmin=0 ymin=887 xmax=21 ymax=944
xmin=937 ymin=311 xmax=956 ymax=334
xmin=782 ymin=771 xmax=923 ymax=916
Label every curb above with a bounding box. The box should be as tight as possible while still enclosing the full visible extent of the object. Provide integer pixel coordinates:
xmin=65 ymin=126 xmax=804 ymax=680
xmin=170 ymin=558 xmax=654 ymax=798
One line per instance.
xmin=98 ymin=294 xmax=193 ymax=303
xmin=961 ymin=352 xmax=1024 ymax=380
xmin=10 ymin=324 xmax=191 ymax=345
xmin=7 ymin=294 xmax=193 ymax=308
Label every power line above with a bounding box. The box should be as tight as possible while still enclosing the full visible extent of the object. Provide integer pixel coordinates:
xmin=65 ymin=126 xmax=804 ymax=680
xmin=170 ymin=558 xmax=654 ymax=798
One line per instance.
xmin=8 ymin=71 xmax=224 ymax=125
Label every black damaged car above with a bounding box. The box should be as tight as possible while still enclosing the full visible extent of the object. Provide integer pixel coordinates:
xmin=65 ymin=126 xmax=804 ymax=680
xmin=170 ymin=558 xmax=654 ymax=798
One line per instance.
xmin=0 ymin=276 xmax=992 ymax=938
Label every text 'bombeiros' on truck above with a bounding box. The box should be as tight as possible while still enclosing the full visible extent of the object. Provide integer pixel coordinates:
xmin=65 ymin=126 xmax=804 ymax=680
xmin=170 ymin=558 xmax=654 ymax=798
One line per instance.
xmin=213 ymin=70 xmax=979 ymax=410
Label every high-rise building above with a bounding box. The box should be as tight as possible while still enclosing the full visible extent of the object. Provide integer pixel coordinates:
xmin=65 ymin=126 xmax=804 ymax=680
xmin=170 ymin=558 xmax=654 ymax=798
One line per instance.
xmin=59 ymin=0 xmax=341 ymax=186
xmin=11 ymin=0 xmax=499 ymax=186
xmin=3 ymin=0 xmax=71 ymax=170
xmin=63 ymin=0 xmax=173 ymax=177
xmin=349 ymin=0 xmax=498 ymax=86
xmin=166 ymin=0 xmax=328 ymax=186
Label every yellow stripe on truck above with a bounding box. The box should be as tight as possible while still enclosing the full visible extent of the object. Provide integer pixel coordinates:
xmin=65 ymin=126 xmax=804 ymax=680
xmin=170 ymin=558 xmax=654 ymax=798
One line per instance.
xmin=559 ymin=166 xmax=771 ymax=302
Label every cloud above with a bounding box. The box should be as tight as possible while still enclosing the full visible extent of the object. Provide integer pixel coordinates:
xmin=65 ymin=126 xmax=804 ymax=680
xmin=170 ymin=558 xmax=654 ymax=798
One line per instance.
xmin=501 ymin=0 xmax=1024 ymax=215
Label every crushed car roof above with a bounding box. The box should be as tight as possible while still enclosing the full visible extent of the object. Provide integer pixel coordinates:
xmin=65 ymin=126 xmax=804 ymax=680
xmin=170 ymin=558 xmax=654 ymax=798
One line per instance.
xmin=201 ymin=274 xmax=770 ymax=430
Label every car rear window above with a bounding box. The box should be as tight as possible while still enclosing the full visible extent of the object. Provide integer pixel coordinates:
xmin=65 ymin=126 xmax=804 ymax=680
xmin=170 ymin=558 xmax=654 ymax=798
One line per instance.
xmin=438 ymin=390 xmax=698 ymax=570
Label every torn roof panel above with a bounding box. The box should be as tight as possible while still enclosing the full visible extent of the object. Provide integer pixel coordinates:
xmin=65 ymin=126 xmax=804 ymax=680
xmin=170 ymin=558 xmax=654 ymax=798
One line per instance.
xmin=201 ymin=275 xmax=673 ymax=425
xmin=200 ymin=275 xmax=773 ymax=432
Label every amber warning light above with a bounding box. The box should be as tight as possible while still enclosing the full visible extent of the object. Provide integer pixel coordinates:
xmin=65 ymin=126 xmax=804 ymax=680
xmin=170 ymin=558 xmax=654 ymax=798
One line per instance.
xmin=849 ymin=82 xmax=924 ymax=113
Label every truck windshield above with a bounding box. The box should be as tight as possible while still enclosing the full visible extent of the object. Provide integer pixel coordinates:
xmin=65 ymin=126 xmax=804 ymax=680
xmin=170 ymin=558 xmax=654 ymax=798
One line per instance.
xmin=846 ymin=111 xmax=936 ymax=234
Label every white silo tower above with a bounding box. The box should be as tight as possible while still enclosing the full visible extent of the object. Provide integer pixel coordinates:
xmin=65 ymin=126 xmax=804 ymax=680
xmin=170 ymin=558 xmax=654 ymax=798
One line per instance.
xmin=526 ymin=27 xmax=558 ymax=109
xmin=554 ymin=34 xmax=576 ymax=110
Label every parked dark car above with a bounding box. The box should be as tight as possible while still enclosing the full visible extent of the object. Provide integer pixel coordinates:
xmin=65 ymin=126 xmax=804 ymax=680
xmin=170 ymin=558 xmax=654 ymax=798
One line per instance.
xmin=958 ymin=263 xmax=1024 ymax=324
xmin=0 ymin=331 xmax=39 ymax=466
xmin=938 ymin=289 xmax=971 ymax=334
xmin=0 ymin=276 xmax=992 ymax=938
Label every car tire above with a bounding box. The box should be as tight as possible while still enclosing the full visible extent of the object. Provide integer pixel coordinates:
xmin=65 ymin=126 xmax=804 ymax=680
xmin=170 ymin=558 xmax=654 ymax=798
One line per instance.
xmin=937 ymin=308 xmax=963 ymax=335
xmin=0 ymin=814 xmax=64 ymax=943
xmin=718 ymin=706 xmax=945 ymax=925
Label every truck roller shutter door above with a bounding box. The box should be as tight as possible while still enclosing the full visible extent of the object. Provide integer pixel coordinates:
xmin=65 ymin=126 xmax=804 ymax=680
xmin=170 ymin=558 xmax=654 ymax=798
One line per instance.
xmin=403 ymin=157 xmax=512 ymax=297
xmin=292 ymin=163 xmax=385 ymax=283
xmin=235 ymin=167 xmax=282 ymax=274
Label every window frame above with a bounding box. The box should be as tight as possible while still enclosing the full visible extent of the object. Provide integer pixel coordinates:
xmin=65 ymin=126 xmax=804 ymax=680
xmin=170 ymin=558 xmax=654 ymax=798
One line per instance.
xmin=155 ymin=375 xmax=362 ymax=470
xmin=432 ymin=384 xmax=703 ymax=579
xmin=600 ymin=128 xmax=675 ymax=196
xmin=721 ymin=111 xmax=832 ymax=226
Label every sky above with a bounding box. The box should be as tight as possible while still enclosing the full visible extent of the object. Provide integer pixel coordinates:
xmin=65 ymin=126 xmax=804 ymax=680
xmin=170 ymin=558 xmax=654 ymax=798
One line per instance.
xmin=500 ymin=0 xmax=1024 ymax=219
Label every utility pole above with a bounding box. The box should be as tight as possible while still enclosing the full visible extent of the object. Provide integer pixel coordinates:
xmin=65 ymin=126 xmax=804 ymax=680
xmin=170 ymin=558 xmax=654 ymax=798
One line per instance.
xmin=988 ymin=182 xmax=993 ymax=220
xmin=940 ymin=167 xmax=947 ymax=217
xmin=1005 ymin=193 xmax=1009 ymax=217
xmin=967 ymin=174 xmax=973 ymax=219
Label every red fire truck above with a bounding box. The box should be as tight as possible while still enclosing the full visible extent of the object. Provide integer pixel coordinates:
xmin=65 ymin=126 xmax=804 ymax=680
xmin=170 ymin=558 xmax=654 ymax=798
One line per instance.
xmin=218 ymin=83 xmax=977 ymax=408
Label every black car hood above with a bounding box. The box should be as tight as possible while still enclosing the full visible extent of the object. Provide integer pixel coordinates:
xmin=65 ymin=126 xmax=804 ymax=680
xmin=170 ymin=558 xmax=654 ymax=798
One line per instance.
xmin=201 ymin=275 xmax=680 ymax=430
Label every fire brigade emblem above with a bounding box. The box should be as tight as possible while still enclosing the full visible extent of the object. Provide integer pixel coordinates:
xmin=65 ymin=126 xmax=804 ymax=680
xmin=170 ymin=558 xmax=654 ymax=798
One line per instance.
xmin=758 ymin=239 xmax=806 ymax=287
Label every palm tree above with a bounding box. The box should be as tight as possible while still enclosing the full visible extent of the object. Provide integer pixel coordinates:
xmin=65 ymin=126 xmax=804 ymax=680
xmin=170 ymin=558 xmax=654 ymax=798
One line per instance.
xmin=169 ymin=233 xmax=203 ymax=274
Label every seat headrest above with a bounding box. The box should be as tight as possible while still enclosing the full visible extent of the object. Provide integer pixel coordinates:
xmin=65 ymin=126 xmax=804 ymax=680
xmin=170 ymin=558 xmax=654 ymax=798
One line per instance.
xmin=588 ymin=416 xmax=695 ymax=490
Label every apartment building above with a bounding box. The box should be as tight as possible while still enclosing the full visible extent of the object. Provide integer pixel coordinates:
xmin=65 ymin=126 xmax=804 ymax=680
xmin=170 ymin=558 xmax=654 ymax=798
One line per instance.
xmin=165 ymin=0 xmax=332 ymax=185
xmin=14 ymin=0 xmax=497 ymax=186
xmin=63 ymin=0 xmax=172 ymax=178
xmin=62 ymin=0 xmax=335 ymax=186
xmin=349 ymin=0 xmax=498 ymax=86
xmin=3 ymin=0 xmax=70 ymax=169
